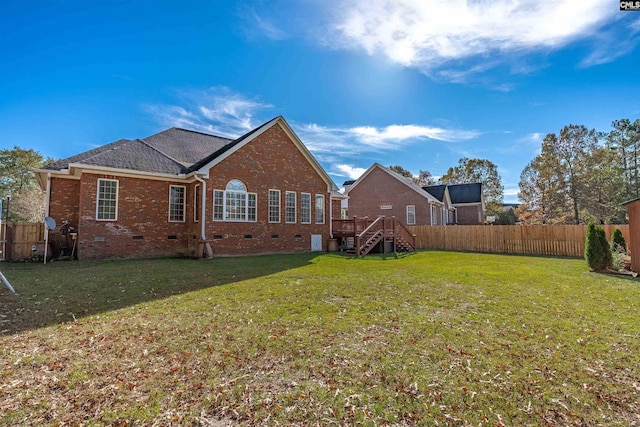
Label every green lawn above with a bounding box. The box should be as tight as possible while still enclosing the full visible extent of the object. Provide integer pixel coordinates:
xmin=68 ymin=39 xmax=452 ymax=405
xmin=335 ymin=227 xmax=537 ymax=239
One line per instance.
xmin=1 ymin=252 xmax=639 ymax=426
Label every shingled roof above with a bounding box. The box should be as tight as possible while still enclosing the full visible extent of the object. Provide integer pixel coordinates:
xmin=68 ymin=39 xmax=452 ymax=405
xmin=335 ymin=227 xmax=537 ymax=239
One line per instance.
xmin=42 ymin=119 xmax=277 ymax=176
xmin=423 ymin=184 xmax=447 ymax=202
xmin=424 ymin=183 xmax=482 ymax=204
xmin=446 ymin=183 xmax=482 ymax=204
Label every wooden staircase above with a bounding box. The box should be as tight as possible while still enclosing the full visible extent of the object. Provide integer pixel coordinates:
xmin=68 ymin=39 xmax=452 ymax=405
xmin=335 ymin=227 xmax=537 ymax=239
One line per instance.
xmin=335 ymin=216 xmax=416 ymax=257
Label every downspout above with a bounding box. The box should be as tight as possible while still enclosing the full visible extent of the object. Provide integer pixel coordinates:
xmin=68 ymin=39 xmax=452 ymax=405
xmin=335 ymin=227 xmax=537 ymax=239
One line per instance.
xmin=194 ymin=175 xmax=207 ymax=241
xmin=329 ymin=193 xmax=333 ymax=239
xmin=45 ymin=173 xmax=51 ymax=218
xmin=44 ymin=174 xmax=51 ymax=265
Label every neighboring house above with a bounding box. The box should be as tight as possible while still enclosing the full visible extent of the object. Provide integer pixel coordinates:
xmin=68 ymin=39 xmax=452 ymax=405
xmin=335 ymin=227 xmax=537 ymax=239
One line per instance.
xmin=502 ymin=203 xmax=520 ymax=212
xmin=345 ymin=163 xmax=446 ymax=226
xmin=425 ymin=183 xmax=485 ymax=224
xmin=35 ymin=116 xmax=341 ymax=260
xmin=421 ymin=184 xmax=456 ymax=225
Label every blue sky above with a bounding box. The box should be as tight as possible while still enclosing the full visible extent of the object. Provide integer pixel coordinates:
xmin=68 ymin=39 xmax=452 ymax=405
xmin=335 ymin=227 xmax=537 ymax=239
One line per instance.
xmin=2 ymin=0 xmax=640 ymax=202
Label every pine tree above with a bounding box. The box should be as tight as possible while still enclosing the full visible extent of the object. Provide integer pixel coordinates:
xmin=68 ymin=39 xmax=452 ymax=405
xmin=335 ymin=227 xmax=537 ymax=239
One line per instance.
xmin=611 ymin=228 xmax=627 ymax=253
xmin=585 ymin=221 xmax=612 ymax=271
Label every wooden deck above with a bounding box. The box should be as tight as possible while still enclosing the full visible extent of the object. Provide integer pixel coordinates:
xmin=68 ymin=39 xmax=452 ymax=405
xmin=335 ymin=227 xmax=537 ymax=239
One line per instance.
xmin=332 ymin=216 xmax=416 ymax=256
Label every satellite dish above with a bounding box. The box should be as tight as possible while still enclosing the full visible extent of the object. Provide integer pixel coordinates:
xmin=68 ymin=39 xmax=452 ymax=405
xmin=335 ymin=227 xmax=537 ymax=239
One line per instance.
xmin=44 ymin=217 xmax=56 ymax=230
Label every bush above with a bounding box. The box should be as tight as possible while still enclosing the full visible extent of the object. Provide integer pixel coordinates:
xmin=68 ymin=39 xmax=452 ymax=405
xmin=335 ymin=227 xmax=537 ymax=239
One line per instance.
xmin=584 ymin=221 xmax=612 ymax=271
xmin=611 ymin=228 xmax=627 ymax=253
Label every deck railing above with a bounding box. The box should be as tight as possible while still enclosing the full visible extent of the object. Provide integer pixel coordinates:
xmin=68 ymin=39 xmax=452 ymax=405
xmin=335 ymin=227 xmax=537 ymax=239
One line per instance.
xmin=333 ymin=216 xmax=416 ymax=256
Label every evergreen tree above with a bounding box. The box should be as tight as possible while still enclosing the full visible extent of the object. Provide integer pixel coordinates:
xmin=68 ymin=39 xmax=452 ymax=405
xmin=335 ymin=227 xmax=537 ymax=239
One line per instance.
xmin=584 ymin=221 xmax=612 ymax=271
xmin=611 ymin=228 xmax=627 ymax=253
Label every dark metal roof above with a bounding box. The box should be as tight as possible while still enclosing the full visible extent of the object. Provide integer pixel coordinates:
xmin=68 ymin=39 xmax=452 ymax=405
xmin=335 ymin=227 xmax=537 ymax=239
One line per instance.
xmin=343 ymin=180 xmax=356 ymax=186
xmin=446 ymin=183 xmax=482 ymax=204
xmin=423 ymin=184 xmax=446 ymax=202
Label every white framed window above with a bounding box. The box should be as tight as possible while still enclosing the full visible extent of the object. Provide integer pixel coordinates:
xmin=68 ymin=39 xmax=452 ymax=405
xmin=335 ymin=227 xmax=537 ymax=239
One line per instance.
xmin=96 ymin=179 xmax=118 ymax=221
xmin=315 ymin=194 xmax=325 ymax=224
xmin=406 ymin=205 xmax=416 ymax=225
xmin=213 ymin=190 xmax=224 ymax=221
xmin=268 ymin=189 xmax=280 ymax=223
xmin=285 ymin=191 xmax=296 ymax=223
xmin=194 ymin=184 xmax=201 ymax=222
xmin=431 ymin=204 xmax=438 ymax=225
xmin=169 ymin=185 xmax=186 ymax=222
xmin=301 ymin=193 xmax=311 ymax=224
xmin=213 ymin=179 xmax=257 ymax=222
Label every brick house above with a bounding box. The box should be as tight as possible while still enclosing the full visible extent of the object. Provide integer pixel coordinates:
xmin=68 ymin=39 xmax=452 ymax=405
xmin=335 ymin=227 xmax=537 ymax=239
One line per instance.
xmin=344 ymin=163 xmax=485 ymax=226
xmin=345 ymin=163 xmax=446 ymax=226
xmin=424 ymin=183 xmax=485 ymax=225
xmin=35 ymin=116 xmax=342 ymax=260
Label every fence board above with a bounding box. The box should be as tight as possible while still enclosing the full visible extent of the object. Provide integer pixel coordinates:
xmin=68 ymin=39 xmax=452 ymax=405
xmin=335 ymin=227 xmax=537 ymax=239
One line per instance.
xmin=408 ymin=224 xmax=630 ymax=258
xmin=1 ymin=222 xmax=45 ymax=261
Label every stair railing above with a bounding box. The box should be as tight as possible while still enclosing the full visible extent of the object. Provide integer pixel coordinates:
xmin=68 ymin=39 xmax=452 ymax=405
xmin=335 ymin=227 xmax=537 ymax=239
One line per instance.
xmin=355 ymin=216 xmax=385 ymax=256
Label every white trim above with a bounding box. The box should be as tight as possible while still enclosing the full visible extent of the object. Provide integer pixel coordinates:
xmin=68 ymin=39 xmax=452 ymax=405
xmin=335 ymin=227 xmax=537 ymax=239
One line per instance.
xmin=213 ymin=188 xmax=257 ymax=222
xmin=268 ymin=189 xmax=281 ymax=223
xmin=406 ymin=205 xmax=416 ymax=225
xmin=430 ymin=204 xmax=438 ymax=226
xmin=301 ymin=192 xmax=311 ymax=224
xmin=347 ymin=163 xmax=443 ymax=205
xmin=194 ymin=176 xmax=207 ymax=240
xmin=68 ymin=164 xmax=195 ymax=182
xmin=195 ymin=117 xmax=338 ymax=192
xmin=285 ymin=191 xmax=297 ymax=224
xmin=452 ymin=202 xmax=483 ymax=207
xmin=194 ymin=184 xmax=201 ymax=222
xmin=44 ymin=173 xmax=51 ymax=218
xmin=168 ymin=185 xmax=186 ymax=223
xmin=315 ymin=194 xmax=325 ymax=224
xmin=96 ymin=178 xmax=119 ymax=221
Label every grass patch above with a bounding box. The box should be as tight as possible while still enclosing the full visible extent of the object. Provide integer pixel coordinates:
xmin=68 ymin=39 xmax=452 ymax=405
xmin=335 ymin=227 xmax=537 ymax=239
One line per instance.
xmin=1 ymin=251 xmax=639 ymax=426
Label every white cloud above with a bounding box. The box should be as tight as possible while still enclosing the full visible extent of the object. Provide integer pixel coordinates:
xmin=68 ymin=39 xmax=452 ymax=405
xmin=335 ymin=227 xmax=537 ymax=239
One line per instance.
xmin=240 ymin=6 xmax=289 ymax=41
xmin=146 ymin=87 xmax=272 ymax=137
xmin=333 ymin=164 xmax=368 ymax=179
xmin=147 ymin=89 xmax=480 ymax=172
xmin=320 ymin=0 xmax=619 ymax=79
xmin=297 ymin=122 xmax=479 ymax=157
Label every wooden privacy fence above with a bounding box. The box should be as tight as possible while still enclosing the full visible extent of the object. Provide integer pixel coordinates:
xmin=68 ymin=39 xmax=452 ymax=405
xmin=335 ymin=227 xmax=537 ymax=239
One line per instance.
xmin=408 ymin=224 xmax=631 ymax=258
xmin=0 ymin=222 xmax=45 ymax=261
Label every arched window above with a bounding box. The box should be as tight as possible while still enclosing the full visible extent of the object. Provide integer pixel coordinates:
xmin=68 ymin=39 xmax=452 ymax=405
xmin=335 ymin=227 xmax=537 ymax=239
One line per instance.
xmin=226 ymin=180 xmax=246 ymax=192
xmin=213 ymin=180 xmax=256 ymax=222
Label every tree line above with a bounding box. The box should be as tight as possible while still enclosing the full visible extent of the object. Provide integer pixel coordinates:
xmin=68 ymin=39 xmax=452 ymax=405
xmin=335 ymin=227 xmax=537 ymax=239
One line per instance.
xmin=518 ymin=119 xmax=639 ymax=225
xmin=0 ymin=146 xmax=52 ymax=222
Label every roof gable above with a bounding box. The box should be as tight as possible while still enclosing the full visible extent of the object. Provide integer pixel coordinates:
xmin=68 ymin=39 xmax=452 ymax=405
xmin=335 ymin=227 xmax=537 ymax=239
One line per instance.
xmin=193 ymin=116 xmax=338 ymax=191
xmin=143 ymin=128 xmax=233 ymax=167
xmin=348 ymin=163 xmax=441 ymax=204
xmin=38 ymin=117 xmax=337 ymax=191
xmin=447 ymin=183 xmax=483 ymax=204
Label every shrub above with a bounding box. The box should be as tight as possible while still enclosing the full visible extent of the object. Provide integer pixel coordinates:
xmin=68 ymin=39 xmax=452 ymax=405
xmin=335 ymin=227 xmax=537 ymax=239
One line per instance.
xmin=611 ymin=228 xmax=627 ymax=253
xmin=584 ymin=221 xmax=612 ymax=271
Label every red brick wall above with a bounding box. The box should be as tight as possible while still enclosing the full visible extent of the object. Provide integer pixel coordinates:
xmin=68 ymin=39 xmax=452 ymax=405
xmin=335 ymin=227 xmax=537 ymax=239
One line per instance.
xmin=48 ymin=178 xmax=80 ymax=227
xmin=455 ymin=205 xmax=483 ymax=224
xmin=347 ymin=167 xmax=436 ymax=225
xmin=76 ymin=174 xmax=191 ymax=260
xmin=331 ymin=197 xmax=341 ymax=224
xmin=202 ymin=123 xmax=330 ymax=255
xmin=50 ymin=122 xmax=334 ymax=259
